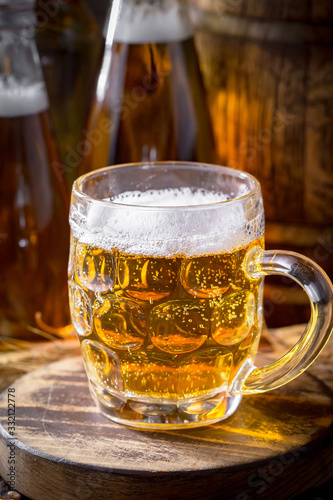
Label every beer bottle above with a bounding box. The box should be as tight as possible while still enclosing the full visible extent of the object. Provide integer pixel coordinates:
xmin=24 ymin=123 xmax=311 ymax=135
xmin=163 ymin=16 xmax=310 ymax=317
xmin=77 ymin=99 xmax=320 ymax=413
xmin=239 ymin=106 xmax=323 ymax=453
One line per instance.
xmin=79 ymin=0 xmax=215 ymax=174
xmin=0 ymin=0 xmax=71 ymax=340
xmin=35 ymin=0 xmax=103 ymax=190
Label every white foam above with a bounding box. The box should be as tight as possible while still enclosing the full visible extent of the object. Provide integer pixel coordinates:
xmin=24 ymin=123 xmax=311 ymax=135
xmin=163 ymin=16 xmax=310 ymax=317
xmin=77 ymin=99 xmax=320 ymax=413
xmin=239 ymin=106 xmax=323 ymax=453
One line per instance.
xmin=70 ymin=188 xmax=264 ymax=258
xmin=112 ymin=1 xmax=193 ymax=43
xmin=110 ymin=187 xmax=230 ymax=206
xmin=0 ymin=76 xmax=49 ymax=117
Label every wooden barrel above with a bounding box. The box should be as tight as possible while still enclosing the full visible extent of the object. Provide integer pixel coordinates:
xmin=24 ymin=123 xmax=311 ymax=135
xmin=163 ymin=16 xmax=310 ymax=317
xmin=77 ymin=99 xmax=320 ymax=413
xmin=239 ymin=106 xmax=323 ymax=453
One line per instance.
xmin=189 ymin=0 xmax=333 ymax=326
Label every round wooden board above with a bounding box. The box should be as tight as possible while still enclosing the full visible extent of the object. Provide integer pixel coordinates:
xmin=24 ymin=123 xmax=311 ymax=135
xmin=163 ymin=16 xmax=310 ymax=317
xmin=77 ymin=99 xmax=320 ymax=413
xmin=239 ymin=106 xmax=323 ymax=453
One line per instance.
xmin=0 ymin=331 xmax=333 ymax=500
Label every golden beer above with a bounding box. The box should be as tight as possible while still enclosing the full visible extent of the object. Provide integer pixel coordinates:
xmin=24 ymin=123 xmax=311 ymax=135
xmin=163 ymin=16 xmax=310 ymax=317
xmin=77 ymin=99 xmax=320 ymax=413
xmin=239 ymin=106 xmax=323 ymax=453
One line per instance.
xmin=70 ymin=239 xmax=263 ymax=400
xmin=69 ymin=162 xmax=333 ymax=429
xmin=69 ymin=179 xmax=265 ymax=425
xmin=79 ymin=0 xmax=215 ymax=175
xmin=0 ymin=84 xmax=70 ymax=337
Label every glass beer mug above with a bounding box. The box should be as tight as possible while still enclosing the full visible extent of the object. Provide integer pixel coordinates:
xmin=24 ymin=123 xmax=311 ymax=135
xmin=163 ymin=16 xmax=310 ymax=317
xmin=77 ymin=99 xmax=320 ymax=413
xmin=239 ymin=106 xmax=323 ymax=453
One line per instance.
xmin=68 ymin=162 xmax=333 ymax=429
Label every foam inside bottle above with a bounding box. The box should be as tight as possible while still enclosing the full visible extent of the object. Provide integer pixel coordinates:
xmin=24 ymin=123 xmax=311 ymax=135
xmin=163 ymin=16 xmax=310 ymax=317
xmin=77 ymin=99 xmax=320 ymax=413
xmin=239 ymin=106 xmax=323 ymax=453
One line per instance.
xmin=112 ymin=1 xmax=193 ymax=43
xmin=0 ymin=76 xmax=49 ymax=117
xmin=70 ymin=188 xmax=264 ymax=258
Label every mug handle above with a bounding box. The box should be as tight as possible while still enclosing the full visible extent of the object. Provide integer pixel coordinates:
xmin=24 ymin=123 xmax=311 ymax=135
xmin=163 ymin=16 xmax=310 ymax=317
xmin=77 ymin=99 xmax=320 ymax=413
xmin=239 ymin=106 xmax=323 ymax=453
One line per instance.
xmin=235 ymin=248 xmax=333 ymax=395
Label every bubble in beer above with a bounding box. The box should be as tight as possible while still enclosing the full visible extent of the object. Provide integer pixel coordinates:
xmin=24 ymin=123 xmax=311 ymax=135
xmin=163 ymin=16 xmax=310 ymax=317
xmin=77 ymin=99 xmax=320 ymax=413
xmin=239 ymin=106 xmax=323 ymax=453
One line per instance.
xmin=149 ymin=299 xmax=209 ymax=354
xmin=94 ymin=295 xmax=146 ymax=350
xmin=211 ymin=291 xmax=255 ymax=345
xmin=231 ymin=330 xmax=259 ymax=380
xmin=118 ymin=255 xmax=178 ymax=301
xmin=181 ymin=252 xmax=239 ymax=298
xmin=180 ymin=347 xmax=232 ymax=398
xmin=75 ymin=243 xmax=115 ymax=293
xmin=68 ymin=280 xmax=93 ymax=336
xmin=120 ymin=350 xmax=179 ymax=398
xmin=81 ymin=339 xmax=123 ymax=392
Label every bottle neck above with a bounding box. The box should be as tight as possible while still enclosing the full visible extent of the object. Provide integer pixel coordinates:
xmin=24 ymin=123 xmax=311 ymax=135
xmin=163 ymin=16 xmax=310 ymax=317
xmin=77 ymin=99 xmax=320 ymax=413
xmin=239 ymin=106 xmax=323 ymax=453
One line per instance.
xmin=105 ymin=0 xmax=193 ymax=44
xmin=0 ymin=19 xmax=49 ymax=118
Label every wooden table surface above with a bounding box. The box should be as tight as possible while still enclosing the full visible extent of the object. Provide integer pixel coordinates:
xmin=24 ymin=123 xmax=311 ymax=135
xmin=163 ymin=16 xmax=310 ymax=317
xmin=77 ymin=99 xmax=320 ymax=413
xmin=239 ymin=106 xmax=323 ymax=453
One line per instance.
xmin=0 ymin=326 xmax=332 ymax=500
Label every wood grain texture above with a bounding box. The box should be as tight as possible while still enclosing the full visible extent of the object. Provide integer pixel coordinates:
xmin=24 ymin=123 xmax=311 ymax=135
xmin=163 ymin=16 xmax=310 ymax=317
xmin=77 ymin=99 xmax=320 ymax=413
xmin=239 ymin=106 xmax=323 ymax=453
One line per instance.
xmin=189 ymin=0 xmax=333 ymax=227
xmin=189 ymin=0 xmax=333 ymax=325
xmin=0 ymin=327 xmax=332 ymax=500
xmin=0 ymin=337 xmax=80 ymax=393
xmin=189 ymin=0 xmax=333 ymax=23
xmin=193 ymin=32 xmax=333 ymax=227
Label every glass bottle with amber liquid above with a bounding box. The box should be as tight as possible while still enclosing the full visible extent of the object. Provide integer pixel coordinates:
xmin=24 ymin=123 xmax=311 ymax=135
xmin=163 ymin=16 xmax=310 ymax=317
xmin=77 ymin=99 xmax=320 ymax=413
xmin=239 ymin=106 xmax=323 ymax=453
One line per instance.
xmin=0 ymin=0 xmax=71 ymax=339
xmin=35 ymin=0 xmax=103 ymax=190
xmin=79 ymin=0 xmax=215 ymax=173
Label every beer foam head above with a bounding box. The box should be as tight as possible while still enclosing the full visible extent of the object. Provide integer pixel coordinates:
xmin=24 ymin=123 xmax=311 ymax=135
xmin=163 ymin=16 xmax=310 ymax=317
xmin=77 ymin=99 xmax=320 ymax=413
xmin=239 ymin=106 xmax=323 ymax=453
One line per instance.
xmin=70 ymin=187 xmax=264 ymax=257
xmin=112 ymin=1 xmax=193 ymax=43
xmin=0 ymin=76 xmax=49 ymax=117
xmin=112 ymin=187 xmax=229 ymax=206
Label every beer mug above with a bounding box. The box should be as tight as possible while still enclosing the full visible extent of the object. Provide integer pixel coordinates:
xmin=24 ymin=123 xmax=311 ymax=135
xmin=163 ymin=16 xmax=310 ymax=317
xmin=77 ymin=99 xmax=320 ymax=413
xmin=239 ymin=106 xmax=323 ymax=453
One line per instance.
xmin=68 ymin=162 xmax=333 ymax=429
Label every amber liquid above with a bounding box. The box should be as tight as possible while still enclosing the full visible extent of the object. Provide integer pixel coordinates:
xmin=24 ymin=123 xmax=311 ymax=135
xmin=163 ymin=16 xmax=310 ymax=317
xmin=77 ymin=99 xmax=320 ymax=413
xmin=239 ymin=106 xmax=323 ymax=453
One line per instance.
xmin=80 ymin=38 xmax=215 ymax=173
xmin=0 ymin=111 xmax=70 ymax=337
xmin=35 ymin=0 xmax=103 ymax=189
xmin=69 ymin=238 xmax=264 ymax=401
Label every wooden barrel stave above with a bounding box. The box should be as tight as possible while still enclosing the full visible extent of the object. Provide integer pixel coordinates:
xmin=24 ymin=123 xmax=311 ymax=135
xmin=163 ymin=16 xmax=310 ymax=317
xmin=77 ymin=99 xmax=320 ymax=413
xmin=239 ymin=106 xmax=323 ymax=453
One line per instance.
xmin=189 ymin=0 xmax=333 ymax=325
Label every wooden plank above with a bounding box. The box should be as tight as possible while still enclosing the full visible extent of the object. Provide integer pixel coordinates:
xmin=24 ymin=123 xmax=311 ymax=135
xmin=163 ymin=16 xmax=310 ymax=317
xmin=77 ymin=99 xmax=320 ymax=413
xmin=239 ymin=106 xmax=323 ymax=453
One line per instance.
xmin=189 ymin=0 xmax=333 ymax=23
xmin=0 ymin=327 xmax=332 ymax=500
xmin=189 ymin=2 xmax=333 ymax=327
